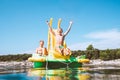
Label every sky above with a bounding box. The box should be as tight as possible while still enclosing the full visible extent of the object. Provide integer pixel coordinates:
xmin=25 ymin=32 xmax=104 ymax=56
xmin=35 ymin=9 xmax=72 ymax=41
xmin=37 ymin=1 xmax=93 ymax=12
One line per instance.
xmin=0 ymin=0 xmax=120 ymax=55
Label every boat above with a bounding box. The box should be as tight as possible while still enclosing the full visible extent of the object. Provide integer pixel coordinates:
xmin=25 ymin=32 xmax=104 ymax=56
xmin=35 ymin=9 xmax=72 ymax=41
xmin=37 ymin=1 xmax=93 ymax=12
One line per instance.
xmin=28 ymin=18 xmax=90 ymax=69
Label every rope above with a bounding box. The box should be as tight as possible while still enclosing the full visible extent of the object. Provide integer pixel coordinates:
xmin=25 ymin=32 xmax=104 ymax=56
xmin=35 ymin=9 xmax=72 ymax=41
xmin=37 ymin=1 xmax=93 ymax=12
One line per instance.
xmin=46 ymin=56 xmax=48 ymax=70
xmin=45 ymin=56 xmax=48 ymax=80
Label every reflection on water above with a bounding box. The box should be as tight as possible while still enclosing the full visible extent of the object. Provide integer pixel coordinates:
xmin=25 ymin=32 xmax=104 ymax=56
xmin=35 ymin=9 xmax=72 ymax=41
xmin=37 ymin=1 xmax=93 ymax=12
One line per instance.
xmin=27 ymin=68 xmax=90 ymax=80
xmin=89 ymin=68 xmax=120 ymax=80
xmin=0 ymin=67 xmax=120 ymax=80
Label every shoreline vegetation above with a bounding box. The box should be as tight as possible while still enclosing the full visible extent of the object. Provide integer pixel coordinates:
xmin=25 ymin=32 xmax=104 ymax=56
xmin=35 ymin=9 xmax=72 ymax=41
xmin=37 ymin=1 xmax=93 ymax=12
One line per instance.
xmin=0 ymin=45 xmax=120 ymax=61
xmin=0 ymin=47 xmax=120 ymax=62
xmin=1 ymin=45 xmax=120 ymax=61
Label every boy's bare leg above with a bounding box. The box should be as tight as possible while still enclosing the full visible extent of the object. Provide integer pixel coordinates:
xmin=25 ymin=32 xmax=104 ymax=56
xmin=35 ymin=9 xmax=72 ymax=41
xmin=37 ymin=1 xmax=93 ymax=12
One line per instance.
xmin=56 ymin=47 xmax=64 ymax=55
xmin=64 ymin=48 xmax=70 ymax=56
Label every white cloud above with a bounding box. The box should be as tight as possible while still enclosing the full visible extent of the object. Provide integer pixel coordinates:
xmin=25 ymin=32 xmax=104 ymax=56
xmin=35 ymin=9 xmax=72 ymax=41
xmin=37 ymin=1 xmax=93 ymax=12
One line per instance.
xmin=85 ymin=29 xmax=120 ymax=40
xmin=69 ymin=29 xmax=120 ymax=50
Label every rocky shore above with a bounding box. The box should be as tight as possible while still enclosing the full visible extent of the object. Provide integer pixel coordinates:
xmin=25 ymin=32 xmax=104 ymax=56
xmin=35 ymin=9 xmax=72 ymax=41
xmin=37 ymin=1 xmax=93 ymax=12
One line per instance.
xmin=0 ymin=61 xmax=33 ymax=73
xmin=0 ymin=59 xmax=120 ymax=72
xmin=83 ymin=59 xmax=120 ymax=70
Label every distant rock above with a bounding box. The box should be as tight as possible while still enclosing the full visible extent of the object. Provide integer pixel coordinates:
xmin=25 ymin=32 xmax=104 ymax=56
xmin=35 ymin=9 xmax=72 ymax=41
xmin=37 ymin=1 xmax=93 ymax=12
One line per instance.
xmin=0 ymin=61 xmax=33 ymax=72
xmin=83 ymin=59 xmax=120 ymax=67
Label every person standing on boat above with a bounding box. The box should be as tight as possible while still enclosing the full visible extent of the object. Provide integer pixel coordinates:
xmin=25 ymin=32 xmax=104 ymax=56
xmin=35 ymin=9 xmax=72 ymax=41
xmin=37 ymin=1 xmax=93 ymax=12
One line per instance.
xmin=46 ymin=20 xmax=73 ymax=55
xmin=36 ymin=40 xmax=48 ymax=56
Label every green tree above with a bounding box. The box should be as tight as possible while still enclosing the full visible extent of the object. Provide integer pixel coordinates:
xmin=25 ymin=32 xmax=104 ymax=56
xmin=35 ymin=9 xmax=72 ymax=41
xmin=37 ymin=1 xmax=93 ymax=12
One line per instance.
xmin=100 ymin=51 xmax=108 ymax=60
xmin=116 ymin=50 xmax=120 ymax=59
xmin=85 ymin=50 xmax=93 ymax=59
xmin=93 ymin=49 xmax=100 ymax=59
xmin=86 ymin=44 xmax=94 ymax=50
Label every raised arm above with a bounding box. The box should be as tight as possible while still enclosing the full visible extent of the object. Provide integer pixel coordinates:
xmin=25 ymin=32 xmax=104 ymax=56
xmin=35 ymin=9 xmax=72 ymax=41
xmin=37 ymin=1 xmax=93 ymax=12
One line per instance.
xmin=64 ymin=21 xmax=73 ymax=36
xmin=46 ymin=21 xmax=55 ymax=36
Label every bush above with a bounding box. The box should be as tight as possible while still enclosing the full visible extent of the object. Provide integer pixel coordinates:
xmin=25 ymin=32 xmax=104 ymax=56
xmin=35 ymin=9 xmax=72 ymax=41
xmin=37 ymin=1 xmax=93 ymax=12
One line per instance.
xmin=116 ymin=50 xmax=120 ymax=59
xmin=0 ymin=54 xmax=32 ymax=61
xmin=100 ymin=52 xmax=109 ymax=60
xmin=85 ymin=50 xmax=93 ymax=59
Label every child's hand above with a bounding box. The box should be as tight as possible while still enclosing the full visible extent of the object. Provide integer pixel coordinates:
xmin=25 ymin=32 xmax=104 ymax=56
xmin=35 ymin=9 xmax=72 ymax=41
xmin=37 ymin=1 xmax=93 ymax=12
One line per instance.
xmin=46 ymin=21 xmax=49 ymax=24
xmin=70 ymin=21 xmax=73 ymax=25
xmin=46 ymin=21 xmax=51 ymax=27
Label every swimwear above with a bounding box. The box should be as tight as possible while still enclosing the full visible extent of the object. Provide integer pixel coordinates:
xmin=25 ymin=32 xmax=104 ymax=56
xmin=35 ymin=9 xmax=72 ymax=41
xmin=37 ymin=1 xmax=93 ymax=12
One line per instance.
xmin=59 ymin=45 xmax=64 ymax=49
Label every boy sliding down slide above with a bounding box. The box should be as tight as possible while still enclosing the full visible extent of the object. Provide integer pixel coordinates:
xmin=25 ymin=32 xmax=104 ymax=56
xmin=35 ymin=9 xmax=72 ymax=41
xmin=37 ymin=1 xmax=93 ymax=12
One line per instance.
xmin=46 ymin=20 xmax=73 ymax=56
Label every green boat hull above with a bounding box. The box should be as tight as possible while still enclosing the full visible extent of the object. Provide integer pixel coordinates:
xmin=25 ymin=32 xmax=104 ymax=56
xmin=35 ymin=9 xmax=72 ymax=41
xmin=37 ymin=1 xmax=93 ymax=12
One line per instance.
xmin=33 ymin=61 xmax=82 ymax=69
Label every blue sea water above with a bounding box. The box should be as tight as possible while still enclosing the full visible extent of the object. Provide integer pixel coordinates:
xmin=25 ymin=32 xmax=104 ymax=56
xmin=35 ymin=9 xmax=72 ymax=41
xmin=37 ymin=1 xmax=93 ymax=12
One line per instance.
xmin=0 ymin=73 xmax=37 ymax=80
